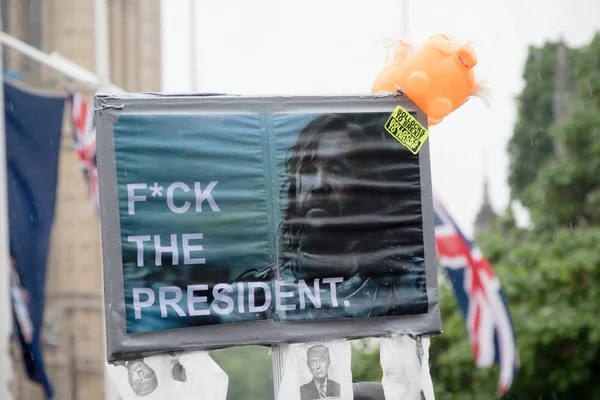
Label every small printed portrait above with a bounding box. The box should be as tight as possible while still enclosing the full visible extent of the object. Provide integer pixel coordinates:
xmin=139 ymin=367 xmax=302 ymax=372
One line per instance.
xmin=115 ymin=359 xmax=158 ymax=397
xmin=300 ymin=344 xmax=341 ymax=400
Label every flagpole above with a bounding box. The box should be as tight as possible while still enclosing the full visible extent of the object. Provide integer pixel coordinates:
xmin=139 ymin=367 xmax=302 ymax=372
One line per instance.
xmin=190 ymin=0 xmax=199 ymax=92
xmin=401 ymin=0 xmax=409 ymax=37
xmin=0 ymin=7 xmax=15 ymax=400
xmin=93 ymin=1 xmax=120 ymax=400
xmin=94 ymin=0 xmax=111 ymax=90
xmin=0 ymin=32 xmax=124 ymax=93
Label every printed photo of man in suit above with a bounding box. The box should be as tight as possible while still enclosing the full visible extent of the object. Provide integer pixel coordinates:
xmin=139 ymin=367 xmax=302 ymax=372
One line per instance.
xmin=300 ymin=344 xmax=340 ymax=399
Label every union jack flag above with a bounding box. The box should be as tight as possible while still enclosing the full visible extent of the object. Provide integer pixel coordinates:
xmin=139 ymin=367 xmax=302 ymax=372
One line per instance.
xmin=433 ymin=196 xmax=519 ymax=396
xmin=66 ymin=93 xmax=99 ymax=212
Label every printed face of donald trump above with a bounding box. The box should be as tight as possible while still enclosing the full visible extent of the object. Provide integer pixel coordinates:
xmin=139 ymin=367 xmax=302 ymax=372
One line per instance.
xmin=306 ymin=345 xmax=331 ymax=380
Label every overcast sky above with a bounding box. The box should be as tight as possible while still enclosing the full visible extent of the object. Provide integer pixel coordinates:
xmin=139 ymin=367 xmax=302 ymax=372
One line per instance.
xmin=160 ymin=0 xmax=600 ymax=238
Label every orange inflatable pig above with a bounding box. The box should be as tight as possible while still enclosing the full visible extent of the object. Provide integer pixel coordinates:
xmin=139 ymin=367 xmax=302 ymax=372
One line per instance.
xmin=372 ymin=34 xmax=484 ymax=126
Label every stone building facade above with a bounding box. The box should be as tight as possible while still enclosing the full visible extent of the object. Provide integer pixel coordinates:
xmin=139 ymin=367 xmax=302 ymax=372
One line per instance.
xmin=2 ymin=1 xmax=161 ymax=399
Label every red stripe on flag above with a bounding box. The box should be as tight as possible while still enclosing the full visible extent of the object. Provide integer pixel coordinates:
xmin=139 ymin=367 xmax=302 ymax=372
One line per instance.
xmin=472 ymin=304 xmax=481 ymax=360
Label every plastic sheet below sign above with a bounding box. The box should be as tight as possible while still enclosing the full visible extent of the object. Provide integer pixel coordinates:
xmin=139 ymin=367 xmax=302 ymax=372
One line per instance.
xmin=381 ymin=335 xmax=435 ymax=400
xmin=106 ymin=350 xmax=228 ymax=400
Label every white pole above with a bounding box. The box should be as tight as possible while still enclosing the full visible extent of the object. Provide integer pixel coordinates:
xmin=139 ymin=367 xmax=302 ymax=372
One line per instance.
xmin=0 ymin=7 xmax=15 ymax=400
xmin=190 ymin=0 xmax=199 ymax=92
xmin=401 ymin=0 xmax=409 ymax=37
xmin=94 ymin=2 xmax=120 ymax=400
xmin=0 ymin=32 xmax=123 ymax=93
xmin=94 ymin=0 xmax=111 ymax=90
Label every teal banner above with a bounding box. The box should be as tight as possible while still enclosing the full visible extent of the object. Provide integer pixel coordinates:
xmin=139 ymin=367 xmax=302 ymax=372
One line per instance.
xmin=97 ymin=94 xmax=440 ymax=358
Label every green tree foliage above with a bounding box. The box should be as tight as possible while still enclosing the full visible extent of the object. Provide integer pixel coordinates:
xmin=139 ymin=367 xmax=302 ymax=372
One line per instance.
xmin=351 ymin=339 xmax=383 ymax=382
xmin=507 ymin=42 xmax=558 ymax=205
xmin=431 ymin=221 xmax=600 ymax=399
xmin=527 ymin=34 xmax=600 ymax=230
xmin=353 ymin=224 xmax=600 ymax=399
xmin=211 ymin=346 xmax=274 ymax=400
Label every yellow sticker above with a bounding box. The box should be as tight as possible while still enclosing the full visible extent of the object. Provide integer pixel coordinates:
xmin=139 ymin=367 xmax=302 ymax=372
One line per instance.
xmin=384 ymin=105 xmax=429 ymax=154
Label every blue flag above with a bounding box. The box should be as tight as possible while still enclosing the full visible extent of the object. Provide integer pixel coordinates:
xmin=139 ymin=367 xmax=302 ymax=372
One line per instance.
xmin=4 ymin=81 xmax=65 ymax=399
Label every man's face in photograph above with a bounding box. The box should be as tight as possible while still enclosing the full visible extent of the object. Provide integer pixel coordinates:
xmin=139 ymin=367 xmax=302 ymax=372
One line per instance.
xmin=127 ymin=360 xmax=157 ymax=396
xmin=294 ymin=130 xmax=362 ymax=255
xmin=307 ymin=348 xmax=331 ymax=380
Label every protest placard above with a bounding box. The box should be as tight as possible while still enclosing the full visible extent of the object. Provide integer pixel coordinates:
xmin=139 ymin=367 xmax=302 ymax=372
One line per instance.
xmin=96 ymin=94 xmax=440 ymax=360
